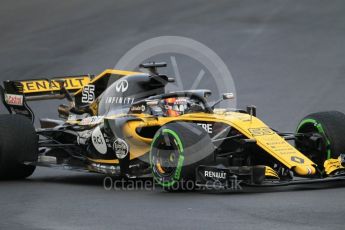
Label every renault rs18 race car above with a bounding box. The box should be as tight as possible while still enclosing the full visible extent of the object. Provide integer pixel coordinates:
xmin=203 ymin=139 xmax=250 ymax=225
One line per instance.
xmin=1 ymin=62 xmax=345 ymax=190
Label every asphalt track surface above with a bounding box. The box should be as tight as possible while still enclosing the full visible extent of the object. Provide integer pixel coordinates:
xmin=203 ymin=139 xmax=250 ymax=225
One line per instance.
xmin=1 ymin=1 xmax=345 ymax=229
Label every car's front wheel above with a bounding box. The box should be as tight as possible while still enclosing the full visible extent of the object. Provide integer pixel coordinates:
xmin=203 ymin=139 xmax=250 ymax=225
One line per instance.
xmin=150 ymin=122 xmax=214 ymax=191
xmin=295 ymin=111 xmax=345 ymax=169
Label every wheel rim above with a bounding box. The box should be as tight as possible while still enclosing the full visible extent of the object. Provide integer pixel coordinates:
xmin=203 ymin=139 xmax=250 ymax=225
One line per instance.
xmin=150 ymin=128 xmax=184 ymax=187
xmin=154 ymin=149 xmax=179 ymax=177
xmin=296 ymin=119 xmax=330 ymax=167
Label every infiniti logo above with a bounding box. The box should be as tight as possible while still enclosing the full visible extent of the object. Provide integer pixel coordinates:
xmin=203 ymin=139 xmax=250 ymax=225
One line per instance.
xmin=115 ymin=79 xmax=129 ymax=93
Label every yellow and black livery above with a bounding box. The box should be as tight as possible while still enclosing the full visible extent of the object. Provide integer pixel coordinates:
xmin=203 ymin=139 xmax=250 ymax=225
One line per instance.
xmin=1 ymin=62 xmax=345 ymax=190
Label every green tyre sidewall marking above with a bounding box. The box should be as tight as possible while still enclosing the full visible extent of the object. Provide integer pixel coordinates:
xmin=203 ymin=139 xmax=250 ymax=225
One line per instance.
xmin=150 ymin=128 xmax=185 ymax=187
xmin=297 ymin=118 xmax=332 ymax=159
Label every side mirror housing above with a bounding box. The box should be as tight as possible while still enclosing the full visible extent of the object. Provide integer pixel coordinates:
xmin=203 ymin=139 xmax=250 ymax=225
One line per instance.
xmin=211 ymin=92 xmax=235 ymax=110
xmin=222 ymin=93 xmax=235 ymax=100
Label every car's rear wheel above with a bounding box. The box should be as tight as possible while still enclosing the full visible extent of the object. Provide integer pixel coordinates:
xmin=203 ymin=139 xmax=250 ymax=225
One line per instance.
xmin=150 ymin=122 xmax=214 ymax=191
xmin=295 ymin=111 xmax=345 ymax=169
xmin=0 ymin=115 xmax=38 ymax=180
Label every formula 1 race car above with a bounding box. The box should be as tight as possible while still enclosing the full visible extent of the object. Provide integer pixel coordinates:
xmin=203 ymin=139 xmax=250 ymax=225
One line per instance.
xmin=1 ymin=62 xmax=345 ymax=191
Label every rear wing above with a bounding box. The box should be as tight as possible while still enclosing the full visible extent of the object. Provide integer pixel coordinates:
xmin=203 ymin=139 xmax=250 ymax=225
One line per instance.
xmin=0 ymin=69 xmax=142 ymax=122
xmin=0 ymin=75 xmax=92 ymax=122
xmin=4 ymin=75 xmax=92 ymax=101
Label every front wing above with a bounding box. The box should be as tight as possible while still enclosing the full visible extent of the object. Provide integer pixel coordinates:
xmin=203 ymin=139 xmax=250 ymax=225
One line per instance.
xmin=195 ymin=164 xmax=345 ymax=191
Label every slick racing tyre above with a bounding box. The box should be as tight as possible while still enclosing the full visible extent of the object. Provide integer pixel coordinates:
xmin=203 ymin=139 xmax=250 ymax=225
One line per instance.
xmin=0 ymin=115 xmax=38 ymax=180
xmin=150 ymin=122 xmax=214 ymax=191
xmin=295 ymin=111 xmax=345 ymax=168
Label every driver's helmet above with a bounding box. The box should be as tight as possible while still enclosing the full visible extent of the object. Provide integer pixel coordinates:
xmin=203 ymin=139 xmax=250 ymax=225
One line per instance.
xmin=163 ymin=97 xmax=188 ymax=117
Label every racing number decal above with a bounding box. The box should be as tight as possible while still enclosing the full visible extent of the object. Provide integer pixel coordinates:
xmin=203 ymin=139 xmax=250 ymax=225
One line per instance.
xmin=248 ymin=127 xmax=274 ymax=136
xmin=82 ymin=85 xmax=95 ymax=103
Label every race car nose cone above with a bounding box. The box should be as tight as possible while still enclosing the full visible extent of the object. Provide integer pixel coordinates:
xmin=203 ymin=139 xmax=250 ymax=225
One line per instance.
xmin=294 ymin=165 xmax=316 ymax=176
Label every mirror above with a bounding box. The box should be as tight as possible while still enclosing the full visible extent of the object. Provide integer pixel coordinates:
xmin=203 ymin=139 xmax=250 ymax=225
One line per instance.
xmin=211 ymin=93 xmax=235 ymax=110
xmin=222 ymin=93 xmax=235 ymax=100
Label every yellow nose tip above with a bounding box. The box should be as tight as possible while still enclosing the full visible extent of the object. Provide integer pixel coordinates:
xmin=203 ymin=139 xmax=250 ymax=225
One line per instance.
xmin=294 ymin=165 xmax=316 ymax=176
